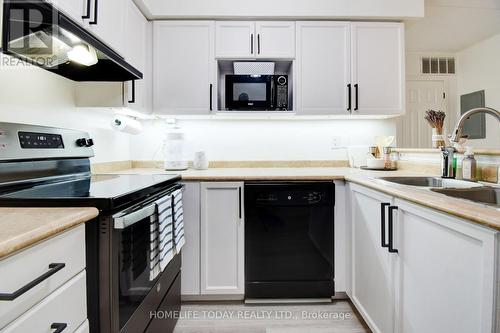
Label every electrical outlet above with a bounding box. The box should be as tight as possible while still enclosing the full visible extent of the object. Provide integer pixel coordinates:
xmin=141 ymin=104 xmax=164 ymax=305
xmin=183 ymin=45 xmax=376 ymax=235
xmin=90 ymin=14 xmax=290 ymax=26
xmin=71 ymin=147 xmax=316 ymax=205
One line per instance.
xmin=331 ymin=136 xmax=342 ymax=148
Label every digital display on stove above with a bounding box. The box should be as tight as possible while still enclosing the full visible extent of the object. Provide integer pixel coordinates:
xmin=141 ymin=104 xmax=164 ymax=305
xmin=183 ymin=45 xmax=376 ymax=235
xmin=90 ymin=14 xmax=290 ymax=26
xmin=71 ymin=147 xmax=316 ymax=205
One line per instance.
xmin=18 ymin=131 xmax=64 ymax=149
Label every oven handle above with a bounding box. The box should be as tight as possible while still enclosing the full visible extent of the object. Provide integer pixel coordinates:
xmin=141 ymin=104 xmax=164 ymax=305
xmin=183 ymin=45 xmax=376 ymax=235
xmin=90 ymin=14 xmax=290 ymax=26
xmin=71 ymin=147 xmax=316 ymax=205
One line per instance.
xmin=113 ymin=184 xmax=184 ymax=230
xmin=114 ymin=204 xmax=156 ymax=230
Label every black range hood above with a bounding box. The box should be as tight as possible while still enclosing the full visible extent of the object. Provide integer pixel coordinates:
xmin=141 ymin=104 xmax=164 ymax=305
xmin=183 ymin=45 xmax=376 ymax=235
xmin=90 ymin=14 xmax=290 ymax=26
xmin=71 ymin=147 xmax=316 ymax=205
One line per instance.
xmin=1 ymin=0 xmax=142 ymax=81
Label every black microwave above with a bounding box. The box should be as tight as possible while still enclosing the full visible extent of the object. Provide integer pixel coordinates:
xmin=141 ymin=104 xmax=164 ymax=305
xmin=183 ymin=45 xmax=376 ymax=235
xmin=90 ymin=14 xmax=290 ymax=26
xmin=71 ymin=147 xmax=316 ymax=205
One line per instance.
xmin=225 ymin=75 xmax=288 ymax=111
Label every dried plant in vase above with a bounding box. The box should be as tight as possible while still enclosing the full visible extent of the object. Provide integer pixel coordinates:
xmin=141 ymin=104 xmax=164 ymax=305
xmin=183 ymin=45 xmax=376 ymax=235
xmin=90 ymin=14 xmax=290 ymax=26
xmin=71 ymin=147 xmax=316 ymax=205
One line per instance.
xmin=424 ymin=109 xmax=446 ymax=148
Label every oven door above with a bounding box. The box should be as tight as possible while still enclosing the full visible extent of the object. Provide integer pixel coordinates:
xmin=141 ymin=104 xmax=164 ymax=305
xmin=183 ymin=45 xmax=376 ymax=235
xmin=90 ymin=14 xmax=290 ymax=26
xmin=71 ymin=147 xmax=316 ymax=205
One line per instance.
xmin=113 ymin=202 xmax=158 ymax=331
xmin=225 ymin=75 xmax=273 ymax=110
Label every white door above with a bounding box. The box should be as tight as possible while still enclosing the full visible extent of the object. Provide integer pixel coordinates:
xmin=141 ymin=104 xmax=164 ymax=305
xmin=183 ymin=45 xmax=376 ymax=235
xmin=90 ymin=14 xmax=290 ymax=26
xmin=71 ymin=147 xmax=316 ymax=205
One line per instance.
xmin=396 ymin=80 xmax=446 ymax=148
xmin=350 ymin=184 xmax=395 ymax=333
xmin=394 ymin=200 xmax=497 ymax=333
xmin=123 ymin=0 xmax=150 ymax=113
xmin=351 ymin=22 xmax=404 ymax=115
xmin=255 ymin=22 xmax=295 ymax=58
xmin=296 ymin=22 xmax=351 ymax=115
xmin=181 ymin=182 xmax=201 ymax=296
xmin=87 ymin=0 xmax=124 ymax=55
xmin=153 ymin=21 xmax=216 ymax=115
xmin=200 ymin=182 xmax=244 ymax=296
xmin=215 ymin=21 xmax=255 ymax=58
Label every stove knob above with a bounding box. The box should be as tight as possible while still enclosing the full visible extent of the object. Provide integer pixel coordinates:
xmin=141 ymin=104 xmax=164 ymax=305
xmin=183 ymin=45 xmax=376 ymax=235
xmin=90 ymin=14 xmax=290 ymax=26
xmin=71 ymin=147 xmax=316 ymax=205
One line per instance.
xmin=85 ymin=138 xmax=94 ymax=147
xmin=76 ymin=138 xmax=87 ymax=147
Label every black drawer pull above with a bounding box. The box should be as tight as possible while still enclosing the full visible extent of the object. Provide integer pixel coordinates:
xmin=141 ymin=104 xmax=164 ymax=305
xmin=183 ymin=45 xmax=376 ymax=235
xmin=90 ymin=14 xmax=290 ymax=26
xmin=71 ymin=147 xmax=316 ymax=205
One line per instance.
xmin=0 ymin=263 xmax=65 ymax=301
xmin=51 ymin=323 xmax=67 ymax=333
xmin=251 ymin=34 xmax=254 ymax=54
xmin=238 ymin=187 xmax=242 ymax=219
xmin=380 ymin=202 xmax=390 ymax=248
xmin=388 ymin=206 xmax=398 ymax=253
xmin=89 ymin=0 xmax=98 ymax=25
xmin=354 ymin=83 xmax=359 ymax=111
xmin=82 ymin=0 xmax=91 ymax=19
xmin=257 ymin=34 xmax=261 ymax=54
xmin=347 ymin=84 xmax=352 ymax=111
xmin=128 ymin=80 xmax=136 ymax=104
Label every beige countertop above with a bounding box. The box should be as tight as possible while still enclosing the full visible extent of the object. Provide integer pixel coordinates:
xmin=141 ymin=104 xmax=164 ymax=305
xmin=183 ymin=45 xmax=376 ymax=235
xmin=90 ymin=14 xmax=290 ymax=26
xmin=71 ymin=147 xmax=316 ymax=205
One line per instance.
xmin=106 ymin=167 xmax=500 ymax=231
xmin=0 ymin=208 xmax=99 ymax=260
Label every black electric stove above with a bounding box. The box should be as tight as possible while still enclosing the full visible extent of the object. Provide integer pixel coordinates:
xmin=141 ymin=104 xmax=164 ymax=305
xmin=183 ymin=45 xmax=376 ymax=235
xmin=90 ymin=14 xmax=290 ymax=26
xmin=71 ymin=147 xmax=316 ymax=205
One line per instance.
xmin=0 ymin=122 xmax=182 ymax=333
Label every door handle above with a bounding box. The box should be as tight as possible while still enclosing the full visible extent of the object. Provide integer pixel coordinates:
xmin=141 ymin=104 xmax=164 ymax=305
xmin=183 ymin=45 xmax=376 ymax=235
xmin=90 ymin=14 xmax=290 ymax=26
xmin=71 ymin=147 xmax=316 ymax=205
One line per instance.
xmin=128 ymin=80 xmax=135 ymax=104
xmin=347 ymin=84 xmax=352 ymax=112
xmin=250 ymin=34 xmax=254 ymax=54
xmin=354 ymin=84 xmax=359 ymax=111
xmin=82 ymin=0 xmax=91 ymax=19
xmin=0 ymin=263 xmax=66 ymax=301
xmin=51 ymin=323 xmax=68 ymax=333
xmin=209 ymin=84 xmax=213 ymax=111
xmin=381 ymin=202 xmax=390 ymax=248
xmin=89 ymin=0 xmax=98 ymax=24
xmin=388 ymin=206 xmax=398 ymax=253
xmin=257 ymin=34 xmax=261 ymax=54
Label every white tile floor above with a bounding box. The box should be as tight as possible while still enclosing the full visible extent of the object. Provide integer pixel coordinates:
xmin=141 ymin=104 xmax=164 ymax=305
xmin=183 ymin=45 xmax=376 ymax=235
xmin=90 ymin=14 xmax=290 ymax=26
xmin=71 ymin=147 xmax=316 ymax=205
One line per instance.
xmin=173 ymin=301 xmax=371 ymax=333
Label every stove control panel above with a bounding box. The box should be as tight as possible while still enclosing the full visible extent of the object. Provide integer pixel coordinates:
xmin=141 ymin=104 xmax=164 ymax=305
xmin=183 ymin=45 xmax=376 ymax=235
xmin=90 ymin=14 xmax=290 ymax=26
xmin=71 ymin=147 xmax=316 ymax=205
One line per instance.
xmin=0 ymin=122 xmax=95 ymax=161
xmin=19 ymin=132 xmax=64 ymax=149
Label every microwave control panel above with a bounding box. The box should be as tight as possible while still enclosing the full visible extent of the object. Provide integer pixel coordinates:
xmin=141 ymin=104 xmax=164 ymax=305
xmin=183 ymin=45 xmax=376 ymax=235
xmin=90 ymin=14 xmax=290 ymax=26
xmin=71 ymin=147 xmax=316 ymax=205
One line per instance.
xmin=275 ymin=76 xmax=288 ymax=109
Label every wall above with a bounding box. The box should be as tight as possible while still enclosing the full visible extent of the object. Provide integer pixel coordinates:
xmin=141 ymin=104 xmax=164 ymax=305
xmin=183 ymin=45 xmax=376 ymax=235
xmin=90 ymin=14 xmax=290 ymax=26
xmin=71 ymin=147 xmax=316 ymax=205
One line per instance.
xmin=0 ymin=56 xmax=131 ymax=163
xmin=141 ymin=0 xmax=423 ymax=19
xmin=456 ymin=33 xmax=500 ymax=149
xmin=130 ymin=118 xmax=397 ymax=162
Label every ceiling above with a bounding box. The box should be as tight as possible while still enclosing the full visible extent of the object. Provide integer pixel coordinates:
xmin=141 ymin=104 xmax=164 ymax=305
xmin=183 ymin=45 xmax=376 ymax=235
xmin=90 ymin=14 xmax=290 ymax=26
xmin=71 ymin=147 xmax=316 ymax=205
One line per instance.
xmin=405 ymin=0 xmax=500 ymax=52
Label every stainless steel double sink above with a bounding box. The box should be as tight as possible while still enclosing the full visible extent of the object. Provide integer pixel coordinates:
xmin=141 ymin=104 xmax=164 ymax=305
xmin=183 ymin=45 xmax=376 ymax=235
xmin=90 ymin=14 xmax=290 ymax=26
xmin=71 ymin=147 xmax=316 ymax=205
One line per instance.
xmin=377 ymin=176 xmax=500 ymax=208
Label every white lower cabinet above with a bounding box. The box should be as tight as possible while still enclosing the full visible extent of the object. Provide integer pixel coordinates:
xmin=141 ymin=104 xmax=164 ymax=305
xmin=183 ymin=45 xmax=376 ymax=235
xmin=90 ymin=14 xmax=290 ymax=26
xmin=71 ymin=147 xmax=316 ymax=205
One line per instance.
xmin=394 ymin=199 xmax=497 ymax=333
xmin=350 ymin=184 xmax=395 ymax=333
xmin=349 ymin=183 xmax=497 ymax=333
xmin=181 ymin=182 xmax=202 ymax=296
xmin=200 ymin=182 xmax=244 ymax=296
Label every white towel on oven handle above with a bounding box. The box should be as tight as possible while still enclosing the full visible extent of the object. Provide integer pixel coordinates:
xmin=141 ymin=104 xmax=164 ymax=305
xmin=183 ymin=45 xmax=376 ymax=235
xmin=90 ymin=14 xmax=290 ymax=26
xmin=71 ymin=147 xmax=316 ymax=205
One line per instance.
xmin=172 ymin=188 xmax=185 ymax=253
xmin=150 ymin=193 xmax=174 ymax=280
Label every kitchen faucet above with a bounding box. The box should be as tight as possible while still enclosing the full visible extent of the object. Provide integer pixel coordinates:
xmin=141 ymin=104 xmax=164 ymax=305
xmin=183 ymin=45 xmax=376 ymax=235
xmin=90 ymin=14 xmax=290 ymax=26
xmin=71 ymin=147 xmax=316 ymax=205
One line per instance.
xmin=441 ymin=107 xmax=500 ymax=178
xmin=449 ymin=107 xmax=500 ymax=143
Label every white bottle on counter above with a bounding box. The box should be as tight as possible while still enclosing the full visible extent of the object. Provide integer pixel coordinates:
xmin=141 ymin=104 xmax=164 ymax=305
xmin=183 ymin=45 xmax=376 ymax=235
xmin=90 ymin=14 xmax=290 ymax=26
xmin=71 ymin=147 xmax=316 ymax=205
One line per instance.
xmin=462 ymin=147 xmax=477 ymax=181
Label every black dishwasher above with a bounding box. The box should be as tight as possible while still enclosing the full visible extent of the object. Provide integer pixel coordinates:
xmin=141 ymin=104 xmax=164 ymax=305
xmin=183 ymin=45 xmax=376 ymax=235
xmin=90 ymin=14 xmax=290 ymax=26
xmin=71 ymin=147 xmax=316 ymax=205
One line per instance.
xmin=245 ymin=182 xmax=335 ymax=300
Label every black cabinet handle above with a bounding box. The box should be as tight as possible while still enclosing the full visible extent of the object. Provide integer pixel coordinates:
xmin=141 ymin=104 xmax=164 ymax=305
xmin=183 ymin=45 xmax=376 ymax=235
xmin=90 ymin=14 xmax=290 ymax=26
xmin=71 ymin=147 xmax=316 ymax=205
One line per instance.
xmin=51 ymin=323 xmax=68 ymax=333
xmin=354 ymin=84 xmax=359 ymax=111
xmin=128 ymin=80 xmax=135 ymax=104
xmin=347 ymin=84 xmax=352 ymax=111
xmin=89 ymin=0 xmax=98 ymax=24
xmin=388 ymin=206 xmax=398 ymax=253
xmin=0 ymin=263 xmax=65 ymax=301
xmin=82 ymin=0 xmax=91 ymax=19
xmin=257 ymin=34 xmax=261 ymax=54
xmin=381 ymin=203 xmax=390 ymax=248
xmin=250 ymin=34 xmax=254 ymax=54
xmin=238 ymin=187 xmax=242 ymax=219
xmin=209 ymin=84 xmax=213 ymax=111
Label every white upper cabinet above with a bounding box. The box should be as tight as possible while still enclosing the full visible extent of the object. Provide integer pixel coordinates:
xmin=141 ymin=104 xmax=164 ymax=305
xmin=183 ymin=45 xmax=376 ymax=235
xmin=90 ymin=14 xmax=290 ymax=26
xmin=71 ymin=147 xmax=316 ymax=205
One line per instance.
xmin=216 ymin=21 xmax=295 ymax=59
xmin=215 ymin=21 xmax=255 ymax=58
xmin=255 ymin=22 xmax=295 ymax=58
xmin=296 ymin=22 xmax=351 ymax=115
xmin=87 ymin=0 xmax=125 ymax=55
xmin=50 ymin=0 xmax=86 ymax=25
xmin=123 ymin=0 xmax=151 ymax=113
xmin=351 ymin=22 xmax=405 ymax=115
xmin=153 ymin=21 xmax=216 ymax=114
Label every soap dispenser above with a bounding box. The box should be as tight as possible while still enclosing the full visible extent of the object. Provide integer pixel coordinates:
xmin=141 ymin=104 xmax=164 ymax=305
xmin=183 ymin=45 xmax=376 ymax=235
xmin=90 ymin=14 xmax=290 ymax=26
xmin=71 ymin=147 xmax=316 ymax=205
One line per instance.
xmin=462 ymin=147 xmax=477 ymax=181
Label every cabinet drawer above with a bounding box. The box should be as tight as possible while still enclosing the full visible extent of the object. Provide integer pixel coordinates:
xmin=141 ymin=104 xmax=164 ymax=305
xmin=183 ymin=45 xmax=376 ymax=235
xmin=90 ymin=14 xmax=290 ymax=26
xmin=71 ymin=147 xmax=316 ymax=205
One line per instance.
xmin=0 ymin=225 xmax=85 ymax=329
xmin=1 ymin=271 xmax=87 ymax=333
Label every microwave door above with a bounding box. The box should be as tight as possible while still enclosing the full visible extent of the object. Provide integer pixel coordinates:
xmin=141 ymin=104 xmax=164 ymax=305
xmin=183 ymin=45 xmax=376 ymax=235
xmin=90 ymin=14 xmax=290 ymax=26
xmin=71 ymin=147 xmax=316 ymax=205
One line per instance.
xmin=225 ymin=75 xmax=272 ymax=110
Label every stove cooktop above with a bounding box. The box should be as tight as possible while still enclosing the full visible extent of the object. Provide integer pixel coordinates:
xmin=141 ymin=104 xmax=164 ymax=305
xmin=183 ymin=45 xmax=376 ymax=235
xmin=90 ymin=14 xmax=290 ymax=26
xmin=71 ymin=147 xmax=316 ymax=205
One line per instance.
xmin=0 ymin=173 xmax=181 ymax=211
